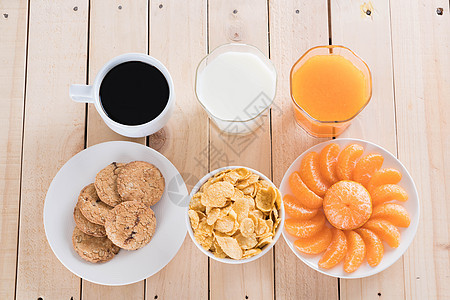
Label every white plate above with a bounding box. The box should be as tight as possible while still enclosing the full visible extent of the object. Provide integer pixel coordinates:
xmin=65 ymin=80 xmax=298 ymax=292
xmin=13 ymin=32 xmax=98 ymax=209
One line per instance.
xmin=44 ymin=141 xmax=188 ymax=285
xmin=280 ymin=138 xmax=420 ymax=279
xmin=186 ymin=166 xmax=285 ymax=264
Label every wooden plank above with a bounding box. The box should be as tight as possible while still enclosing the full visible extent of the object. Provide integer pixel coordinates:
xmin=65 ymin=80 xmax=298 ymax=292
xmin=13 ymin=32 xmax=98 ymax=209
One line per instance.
xmin=330 ymin=1 xmax=404 ymax=299
xmin=82 ymin=0 xmax=148 ymax=298
xmin=145 ymin=0 xmax=209 ymax=299
xmin=390 ymin=0 xmax=450 ymax=299
xmin=86 ymin=0 xmax=147 ymax=146
xmin=15 ymin=1 xmax=88 ymax=299
xmin=269 ymin=1 xmax=338 ymax=299
xmin=207 ymin=1 xmax=273 ymax=299
xmin=0 ymin=0 xmax=28 ymax=299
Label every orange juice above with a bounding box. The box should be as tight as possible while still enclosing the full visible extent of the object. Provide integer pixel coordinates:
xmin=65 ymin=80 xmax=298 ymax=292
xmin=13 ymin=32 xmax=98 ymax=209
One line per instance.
xmin=290 ymin=46 xmax=371 ymax=137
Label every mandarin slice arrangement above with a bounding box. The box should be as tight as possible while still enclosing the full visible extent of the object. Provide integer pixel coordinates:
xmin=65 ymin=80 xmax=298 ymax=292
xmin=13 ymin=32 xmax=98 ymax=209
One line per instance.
xmin=284 ymin=143 xmax=411 ymax=273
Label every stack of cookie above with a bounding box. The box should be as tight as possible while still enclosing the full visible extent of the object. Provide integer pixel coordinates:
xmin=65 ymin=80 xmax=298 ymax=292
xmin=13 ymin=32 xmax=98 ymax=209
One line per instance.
xmin=72 ymin=161 xmax=165 ymax=263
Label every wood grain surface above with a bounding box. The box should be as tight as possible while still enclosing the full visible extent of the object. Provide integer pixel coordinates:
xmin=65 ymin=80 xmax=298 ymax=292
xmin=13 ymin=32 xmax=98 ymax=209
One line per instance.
xmin=0 ymin=0 xmax=28 ymax=298
xmin=208 ymin=1 xmax=273 ymax=299
xmin=145 ymin=0 xmax=209 ymax=299
xmin=270 ymin=1 xmax=337 ymax=299
xmin=3 ymin=0 xmax=448 ymax=299
xmin=82 ymin=1 xmax=148 ymax=299
xmin=390 ymin=0 xmax=450 ymax=299
xmin=16 ymin=1 xmax=88 ymax=299
xmin=330 ymin=1 xmax=403 ymax=299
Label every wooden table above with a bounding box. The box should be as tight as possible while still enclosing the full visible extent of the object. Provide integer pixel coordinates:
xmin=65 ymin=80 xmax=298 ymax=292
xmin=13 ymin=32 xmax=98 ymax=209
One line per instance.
xmin=1 ymin=0 xmax=448 ymax=299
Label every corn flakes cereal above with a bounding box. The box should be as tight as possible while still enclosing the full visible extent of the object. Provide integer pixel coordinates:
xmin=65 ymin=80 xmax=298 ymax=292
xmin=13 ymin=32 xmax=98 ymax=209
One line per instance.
xmin=239 ymin=218 xmax=255 ymax=238
xmin=215 ymin=233 xmax=243 ymax=259
xmin=188 ymin=210 xmax=200 ymax=229
xmin=188 ymin=168 xmax=282 ymax=260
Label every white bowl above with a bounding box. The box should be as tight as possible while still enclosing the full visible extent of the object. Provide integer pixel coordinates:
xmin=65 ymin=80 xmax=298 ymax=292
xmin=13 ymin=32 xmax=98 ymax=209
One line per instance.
xmin=280 ymin=138 xmax=420 ymax=278
xmin=186 ymin=166 xmax=285 ymax=264
xmin=44 ymin=141 xmax=188 ymax=285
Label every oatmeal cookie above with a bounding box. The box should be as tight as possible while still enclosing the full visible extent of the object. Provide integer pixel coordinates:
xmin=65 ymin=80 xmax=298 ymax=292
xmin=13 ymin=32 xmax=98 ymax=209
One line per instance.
xmin=104 ymin=200 xmax=156 ymax=250
xmin=94 ymin=162 xmax=125 ymax=207
xmin=78 ymin=183 xmax=113 ymax=225
xmin=117 ymin=161 xmax=165 ymax=206
xmin=73 ymin=202 xmax=106 ymax=237
xmin=72 ymin=227 xmax=120 ymax=263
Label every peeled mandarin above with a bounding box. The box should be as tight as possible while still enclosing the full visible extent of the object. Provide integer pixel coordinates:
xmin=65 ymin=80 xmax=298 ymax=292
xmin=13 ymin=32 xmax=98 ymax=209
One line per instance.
xmin=371 ymin=203 xmax=411 ymax=227
xmin=371 ymin=184 xmax=408 ymax=206
xmin=318 ymin=228 xmax=347 ymax=269
xmin=353 ymin=154 xmax=384 ymax=187
xmin=363 ymin=219 xmax=400 ymax=248
xmin=336 ymin=144 xmax=364 ymax=181
xmin=294 ymin=226 xmax=332 ymax=255
xmin=323 ymin=181 xmax=372 ymax=230
xmin=283 ymin=194 xmax=319 ymax=220
xmin=319 ymin=143 xmax=340 ymax=185
xmin=299 ymin=152 xmax=329 ymax=197
xmin=355 ymin=228 xmax=384 ymax=267
xmin=284 ymin=212 xmax=326 ymax=239
xmin=343 ymin=230 xmax=366 ymax=273
xmin=288 ymin=171 xmax=323 ymax=209
xmin=367 ymin=168 xmax=402 ymax=193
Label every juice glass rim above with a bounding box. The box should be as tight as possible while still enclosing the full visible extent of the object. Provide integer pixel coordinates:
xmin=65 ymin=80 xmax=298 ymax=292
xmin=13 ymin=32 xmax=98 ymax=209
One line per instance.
xmin=289 ymin=45 xmax=372 ymax=124
xmin=195 ymin=42 xmax=277 ymax=123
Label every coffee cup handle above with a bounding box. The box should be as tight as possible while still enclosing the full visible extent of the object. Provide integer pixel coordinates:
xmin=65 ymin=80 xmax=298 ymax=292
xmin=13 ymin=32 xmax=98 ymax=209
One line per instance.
xmin=69 ymin=84 xmax=94 ymax=103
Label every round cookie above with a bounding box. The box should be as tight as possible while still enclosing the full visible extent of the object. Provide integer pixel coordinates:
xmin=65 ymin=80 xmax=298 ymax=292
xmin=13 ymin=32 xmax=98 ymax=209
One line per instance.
xmin=78 ymin=183 xmax=113 ymax=225
xmin=72 ymin=227 xmax=120 ymax=263
xmin=73 ymin=203 xmax=106 ymax=237
xmin=105 ymin=200 xmax=156 ymax=250
xmin=117 ymin=161 xmax=165 ymax=206
xmin=94 ymin=162 xmax=125 ymax=207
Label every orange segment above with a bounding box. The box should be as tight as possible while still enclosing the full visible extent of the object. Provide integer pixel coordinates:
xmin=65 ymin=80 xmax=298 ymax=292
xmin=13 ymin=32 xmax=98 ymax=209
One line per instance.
xmin=353 ymin=154 xmax=384 ymax=187
xmin=367 ymin=168 xmax=402 ymax=193
xmin=372 ymin=203 xmax=411 ymax=227
xmin=283 ymin=194 xmax=319 ymax=220
xmin=319 ymin=228 xmax=347 ymax=269
xmin=343 ymin=230 xmax=366 ymax=273
xmin=288 ymin=171 xmax=323 ymax=209
xmin=363 ymin=219 xmax=400 ymax=248
xmin=285 ymin=211 xmax=326 ymax=238
xmin=294 ymin=226 xmax=332 ymax=255
xmin=371 ymin=184 xmax=408 ymax=206
xmin=355 ymin=228 xmax=384 ymax=267
xmin=299 ymin=152 xmax=329 ymax=197
xmin=336 ymin=144 xmax=364 ymax=181
xmin=319 ymin=143 xmax=340 ymax=185
xmin=323 ymin=181 xmax=372 ymax=230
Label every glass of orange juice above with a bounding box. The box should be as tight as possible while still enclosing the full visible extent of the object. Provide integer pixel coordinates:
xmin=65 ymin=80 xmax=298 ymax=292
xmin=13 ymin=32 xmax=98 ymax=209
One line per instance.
xmin=290 ymin=45 xmax=372 ymax=137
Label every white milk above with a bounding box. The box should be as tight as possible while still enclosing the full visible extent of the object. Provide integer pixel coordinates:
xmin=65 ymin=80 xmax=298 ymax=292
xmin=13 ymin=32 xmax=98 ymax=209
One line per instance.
xmin=196 ymin=51 xmax=276 ymax=134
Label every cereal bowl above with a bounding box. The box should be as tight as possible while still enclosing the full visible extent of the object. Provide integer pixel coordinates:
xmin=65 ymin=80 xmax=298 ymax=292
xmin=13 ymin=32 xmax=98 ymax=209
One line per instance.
xmin=186 ymin=166 xmax=285 ymax=264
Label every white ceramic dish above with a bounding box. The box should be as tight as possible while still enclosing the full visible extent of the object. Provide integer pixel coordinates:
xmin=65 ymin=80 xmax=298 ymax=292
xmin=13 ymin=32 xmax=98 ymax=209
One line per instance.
xmin=280 ymin=138 xmax=420 ymax=278
xmin=186 ymin=166 xmax=285 ymax=264
xmin=44 ymin=141 xmax=188 ymax=285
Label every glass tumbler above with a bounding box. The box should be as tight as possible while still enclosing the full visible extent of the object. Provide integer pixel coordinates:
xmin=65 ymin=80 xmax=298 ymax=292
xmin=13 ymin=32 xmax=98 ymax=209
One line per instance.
xmin=195 ymin=43 xmax=277 ymax=135
xmin=290 ymin=45 xmax=372 ymax=138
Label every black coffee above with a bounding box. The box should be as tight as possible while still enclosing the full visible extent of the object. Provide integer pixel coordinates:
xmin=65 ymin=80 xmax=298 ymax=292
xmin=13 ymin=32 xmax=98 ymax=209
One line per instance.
xmin=99 ymin=61 xmax=170 ymax=126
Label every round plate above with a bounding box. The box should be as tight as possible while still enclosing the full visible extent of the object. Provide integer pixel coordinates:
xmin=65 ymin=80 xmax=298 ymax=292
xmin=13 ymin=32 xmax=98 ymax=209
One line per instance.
xmin=186 ymin=166 xmax=285 ymax=264
xmin=280 ymin=138 xmax=420 ymax=279
xmin=44 ymin=141 xmax=188 ymax=285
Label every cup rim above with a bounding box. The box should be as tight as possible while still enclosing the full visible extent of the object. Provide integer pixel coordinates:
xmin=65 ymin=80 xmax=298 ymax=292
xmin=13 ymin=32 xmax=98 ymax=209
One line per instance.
xmin=194 ymin=43 xmax=277 ymax=123
xmin=289 ymin=45 xmax=373 ymax=124
xmin=185 ymin=165 xmax=285 ymax=264
xmin=92 ymin=53 xmax=175 ymax=129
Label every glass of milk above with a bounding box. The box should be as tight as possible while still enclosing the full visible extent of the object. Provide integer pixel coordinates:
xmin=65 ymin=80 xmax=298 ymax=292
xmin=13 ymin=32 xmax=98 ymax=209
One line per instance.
xmin=195 ymin=43 xmax=277 ymax=135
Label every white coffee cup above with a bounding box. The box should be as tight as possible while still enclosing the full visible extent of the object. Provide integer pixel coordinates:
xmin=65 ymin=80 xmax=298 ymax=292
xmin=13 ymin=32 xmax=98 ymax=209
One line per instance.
xmin=69 ymin=53 xmax=175 ymax=138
